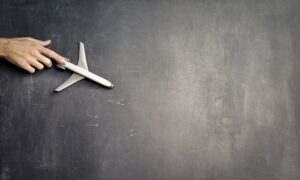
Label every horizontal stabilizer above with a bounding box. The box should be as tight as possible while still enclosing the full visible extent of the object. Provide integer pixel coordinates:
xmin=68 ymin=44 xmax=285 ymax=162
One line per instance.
xmin=54 ymin=73 xmax=84 ymax=92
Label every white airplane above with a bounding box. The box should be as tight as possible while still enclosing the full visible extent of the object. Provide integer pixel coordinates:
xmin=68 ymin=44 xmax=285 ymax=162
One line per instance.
xmin=54 ymin=42 xmax=114 ymax=92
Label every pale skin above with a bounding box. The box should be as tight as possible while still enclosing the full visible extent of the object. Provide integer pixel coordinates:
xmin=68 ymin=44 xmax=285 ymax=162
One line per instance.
xmin=0 ymin=37 xmax=65 ymax=73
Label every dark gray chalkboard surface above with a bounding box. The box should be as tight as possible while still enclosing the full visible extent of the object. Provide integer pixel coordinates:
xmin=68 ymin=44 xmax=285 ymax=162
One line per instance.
xmin=0 ymin=0 xmax=300 ymax=180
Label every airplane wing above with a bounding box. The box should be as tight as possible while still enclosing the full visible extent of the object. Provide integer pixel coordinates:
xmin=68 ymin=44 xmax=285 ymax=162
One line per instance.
xmin=54 ymin=42 xmax=89 ymax=92
xmin=78 ymin=42 xmax=89 ymax=70
xmin=54 ymin=73 xmax=84 ymax=92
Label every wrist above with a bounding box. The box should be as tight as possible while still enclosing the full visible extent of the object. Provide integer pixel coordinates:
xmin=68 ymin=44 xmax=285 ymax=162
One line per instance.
xmin=0 ymin=38 xmax=9 ymax=58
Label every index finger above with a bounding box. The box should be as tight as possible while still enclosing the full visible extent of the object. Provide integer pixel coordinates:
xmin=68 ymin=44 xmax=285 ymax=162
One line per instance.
xmin=40 ymin=47 xmax=65 ymax=64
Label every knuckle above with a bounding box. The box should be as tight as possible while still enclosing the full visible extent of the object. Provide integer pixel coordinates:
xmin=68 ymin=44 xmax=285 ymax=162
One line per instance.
xmin=48 ymin=49 xmax=55 ymax=55
xmin=18 ymin=61 xmax=27 ymax=67
xmin=25 ymin=55 xmax=33 ymax=61
xmin=43 ymin=48 xmax=50 ymax=54
xmin=33 ymin=43 xmax=40 ymax=48
xmin=28 ymin=41 xmax=36 ymax=46
xmin=36 ymin=46 xmax=43 ymax=51
xmin=30 ymin=50 xmax=38 ymax=56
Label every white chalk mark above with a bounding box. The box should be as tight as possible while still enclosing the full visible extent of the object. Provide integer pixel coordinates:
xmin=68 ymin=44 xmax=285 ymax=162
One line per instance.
xmin=86 ymin=114 xmax=99 ymax=119
xmin=107 ymin=99 xmax=125 ymax=106
xmin=129 ymin=129 xmax=134 ymax=137
xmin=86 ymin=124 xmax=99 ymax=127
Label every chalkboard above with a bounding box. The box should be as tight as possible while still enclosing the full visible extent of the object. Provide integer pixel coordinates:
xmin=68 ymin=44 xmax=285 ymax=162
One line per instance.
xmin=0 ymin=0 xmax=300 ymax=180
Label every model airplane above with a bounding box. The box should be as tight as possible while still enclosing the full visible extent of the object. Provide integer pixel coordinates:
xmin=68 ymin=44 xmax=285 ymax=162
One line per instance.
xmin=54 ymin=42 xmax=114 ymax=92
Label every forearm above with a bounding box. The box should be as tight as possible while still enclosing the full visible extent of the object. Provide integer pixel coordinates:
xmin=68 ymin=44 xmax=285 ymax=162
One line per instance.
xmin=0 ymin=38 xmax=9 ymax=58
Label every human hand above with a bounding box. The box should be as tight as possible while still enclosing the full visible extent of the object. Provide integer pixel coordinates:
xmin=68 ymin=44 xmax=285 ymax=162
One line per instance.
xmin=0 ymin=37 xmax=65 ymax=73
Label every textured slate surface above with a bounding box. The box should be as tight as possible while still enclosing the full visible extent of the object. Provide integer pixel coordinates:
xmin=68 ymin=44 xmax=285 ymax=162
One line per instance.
xmin=0 ymin=0 xmax=299 ymax=179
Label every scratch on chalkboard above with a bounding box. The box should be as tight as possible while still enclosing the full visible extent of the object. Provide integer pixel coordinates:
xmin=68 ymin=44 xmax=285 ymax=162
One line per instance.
xmin=30 ymin=103 xmax=47 ymax=108
xmin=107 ymin=99 xmax=125 ymax=106
xmin=85 ymin=123 xmax=99 ymax=127
xmin=89 ymin=89 xmax=102 ymax=93
xmin=129 ymin=129 xmax=134 ymax=137
xmin=86 ymin=114 xmax=99 ymax=119
xmin=0 ymin=75 xmax=8 ymax=97
xmin=27 ymin=75 xmax=33 ymax=103
xmin=0 ymin=165 xmax=10 ymax=180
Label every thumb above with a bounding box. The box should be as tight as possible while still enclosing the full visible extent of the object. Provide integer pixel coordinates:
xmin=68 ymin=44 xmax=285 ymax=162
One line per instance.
xmin=41 ymin=40 xmax=51 ymax=46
